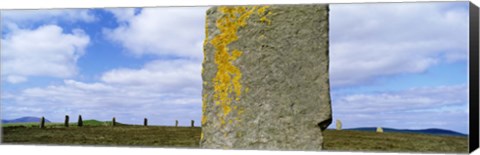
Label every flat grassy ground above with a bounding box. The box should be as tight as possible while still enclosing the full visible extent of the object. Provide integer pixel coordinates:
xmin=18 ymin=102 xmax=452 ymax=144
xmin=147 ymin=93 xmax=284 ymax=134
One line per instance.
xmin=2 ymin=125 xmax=201 ymax=148
xmin=323 ymin=129 xmax=468 ymax=153
xmin=1 ymin=122 xmax=52 ymax=128
xmin=2 ymin=124 xmax=468 ymax=153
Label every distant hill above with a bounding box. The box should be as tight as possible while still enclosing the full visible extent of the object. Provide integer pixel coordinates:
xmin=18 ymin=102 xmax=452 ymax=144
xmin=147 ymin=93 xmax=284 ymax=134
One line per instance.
xmin=345 ymin=127 xmax=467 ymax=137
xmin=2 ymin=117 xmax=51 ymax=124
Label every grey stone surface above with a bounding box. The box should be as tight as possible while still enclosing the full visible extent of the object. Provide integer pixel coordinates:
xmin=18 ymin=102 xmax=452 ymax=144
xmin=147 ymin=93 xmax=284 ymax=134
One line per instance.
xmin=201 ymin=4 xmax=331 ymax=151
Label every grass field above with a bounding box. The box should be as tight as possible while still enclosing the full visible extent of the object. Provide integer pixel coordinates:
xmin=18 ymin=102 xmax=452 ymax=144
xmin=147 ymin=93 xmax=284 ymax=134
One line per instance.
xmin=322 ymin=129 xmax=468 ymax=153
xmin=2 ymin=125 xmax=201 ymax=148
xmin=1 ymin=122 xmax=468 ymax=153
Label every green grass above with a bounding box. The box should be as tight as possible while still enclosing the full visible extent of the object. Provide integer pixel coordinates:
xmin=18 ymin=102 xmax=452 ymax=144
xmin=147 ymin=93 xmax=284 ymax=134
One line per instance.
xmin=2 ymin=125 xmax=201 ymax=148
xmin=322 ymin=129 xmax=468 ymax=153
xmin=1 ymin=123 xmax=468 ymax=153
xmin=2 ymin=122 xmax=63 ymax=128
xmin=80 ymin=120 xmax=127 ymax=126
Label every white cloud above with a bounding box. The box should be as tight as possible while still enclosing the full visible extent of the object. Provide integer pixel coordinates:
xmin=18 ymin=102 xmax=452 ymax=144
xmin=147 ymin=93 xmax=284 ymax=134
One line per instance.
xmin=330 ymin=3 xmax=468 ymax=87
xmin=1 ymin=7 xmax=206 ymax=125
xmin=101 ymin=59 xmax=202 ymax=92
xmin=1 ymin=9 xmax=96 ymax=30
xmin=6 ymin=75 xmax=27 ymax=84
xmin=1 ymin=25 xmax=90 ymax=83
xmin=331 ymin=84 xmax=468 ymax=133
xmin=103 ymin=7 xmax=208 ymax=59
xmin=105 ymin=8 xmax=137 ymax=22
xmin=2 ymin=59 xmax=202 ymax=125
xmin=335 ymin=85 xmax=467 ymax=113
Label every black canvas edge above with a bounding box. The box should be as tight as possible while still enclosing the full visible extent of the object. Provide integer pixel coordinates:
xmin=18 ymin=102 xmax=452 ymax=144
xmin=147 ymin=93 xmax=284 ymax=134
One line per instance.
xmin=470 ymin=1 xmax=480 ymax=153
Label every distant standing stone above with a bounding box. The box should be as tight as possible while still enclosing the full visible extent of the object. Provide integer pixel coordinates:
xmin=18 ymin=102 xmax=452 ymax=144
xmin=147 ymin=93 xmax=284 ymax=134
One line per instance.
xmin=64 ymin=115 xmax=69 ymax=127
xmin=376 ymin=127 xmax=384 ymax=133
xmin=78 ymin=115 xmax=83 ymax=127
xmin=201 ymin=4 xmax=332 ymax=150
xmin=336 ymin=119 xmax=342 ymax=130
xmin=40 ymin=116 xmax=45 ymax=129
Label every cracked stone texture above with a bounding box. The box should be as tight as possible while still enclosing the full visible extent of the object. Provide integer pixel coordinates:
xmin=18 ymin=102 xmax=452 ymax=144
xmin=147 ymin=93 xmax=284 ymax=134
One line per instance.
xmin=201 ymin=4 xmax=331 ymax=151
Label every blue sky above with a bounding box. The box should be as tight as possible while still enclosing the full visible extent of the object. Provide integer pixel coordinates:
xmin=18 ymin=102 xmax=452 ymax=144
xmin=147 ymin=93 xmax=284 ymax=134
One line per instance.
xmin=1 ymin=2 xmax=470 ymax=133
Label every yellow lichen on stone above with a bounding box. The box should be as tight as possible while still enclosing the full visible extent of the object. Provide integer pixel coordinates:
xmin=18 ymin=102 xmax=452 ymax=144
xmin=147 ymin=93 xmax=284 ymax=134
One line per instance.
xmin=223 ymin=103 xmax=232 ymax=117
xmin=210 ymin=6 xmax=257 ymax=125
xmin=258 ymin=6 xmax=271 ymax=25
xmin=257 ymin=6 xmax=267 ymax=15
xmin=238 ymin=108 xmax=245 ymax=115
xmin=260 ymin=16 xmax=271 ymax=25
xmin=208 ymin=6 xmax=271 ymax=126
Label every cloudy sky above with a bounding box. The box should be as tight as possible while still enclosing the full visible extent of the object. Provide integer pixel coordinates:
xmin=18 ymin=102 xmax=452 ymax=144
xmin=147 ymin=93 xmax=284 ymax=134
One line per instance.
xmin=1 ymin=2 xmax=470 ymax=133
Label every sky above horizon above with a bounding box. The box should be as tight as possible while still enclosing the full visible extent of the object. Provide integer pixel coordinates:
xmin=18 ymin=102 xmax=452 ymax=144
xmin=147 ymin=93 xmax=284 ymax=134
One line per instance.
xmin=0 ymin=2 xmax=470 ymax=133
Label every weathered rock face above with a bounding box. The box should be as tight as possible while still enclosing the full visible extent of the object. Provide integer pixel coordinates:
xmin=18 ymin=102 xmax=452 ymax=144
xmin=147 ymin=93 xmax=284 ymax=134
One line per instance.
xmin=201 ymin=4 xmax=331 ymax=151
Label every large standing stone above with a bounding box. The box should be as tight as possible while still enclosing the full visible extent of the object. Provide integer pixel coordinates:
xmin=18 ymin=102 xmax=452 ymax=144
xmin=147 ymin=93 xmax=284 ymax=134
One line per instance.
xmin=201 ymin=4 xmax=331 ymax=151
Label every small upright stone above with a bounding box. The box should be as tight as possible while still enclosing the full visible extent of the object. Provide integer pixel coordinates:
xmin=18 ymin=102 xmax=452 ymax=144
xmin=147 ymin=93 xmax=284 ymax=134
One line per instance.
xmin=112 ymin=117 xmax=116 ymax=126
xmin=64 ymin=115 xmax=69 ymax=127
xmin=175 ymin=120 xmax=179 ymax=127
xmin=144 ymin=118 xmax=148 ymax=126
xmin=201 ymin=4 xmax=331 ymax=150
xmin=191 ymin=120 xmax=195 ymax=127
xmin=336 ymin=119 xmax=342 ymax=130
xmin=376 ymin=127 xmax=384 ymax=133
xmin=39 ymin=116 xmax=45 ymax=128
